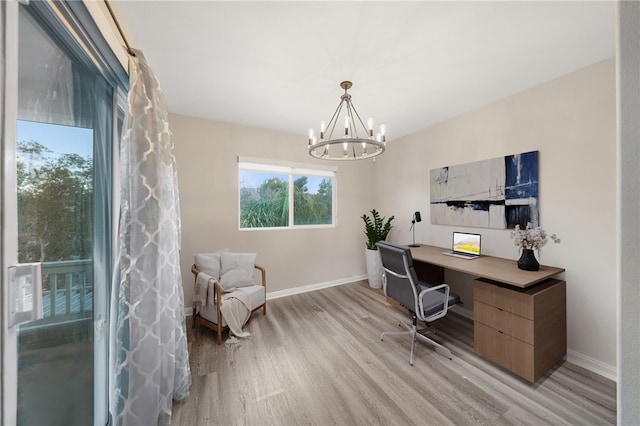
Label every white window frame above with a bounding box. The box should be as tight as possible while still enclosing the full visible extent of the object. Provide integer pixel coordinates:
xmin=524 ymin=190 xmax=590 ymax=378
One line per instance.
xmin=238 ymin=157 xmax=337 ymax=230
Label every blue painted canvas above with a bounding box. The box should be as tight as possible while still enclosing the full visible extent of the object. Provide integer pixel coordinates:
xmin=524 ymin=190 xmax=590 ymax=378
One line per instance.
xmin=430 ymin=150 xmax=539 ymax=229
xmin=504 ymin=151 xmax=539 ymax=228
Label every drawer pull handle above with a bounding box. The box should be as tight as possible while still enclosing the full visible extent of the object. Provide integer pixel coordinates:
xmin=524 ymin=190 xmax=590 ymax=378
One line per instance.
xmin=498 ymin=330 xmax=504 ymax=334
xmin=497 ymin=308 xmax=504 ymax=311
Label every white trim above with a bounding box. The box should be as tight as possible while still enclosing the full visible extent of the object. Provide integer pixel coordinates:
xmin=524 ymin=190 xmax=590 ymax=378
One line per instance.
xmin=566 ymin=349 xmax=617 ymax=383
xmin=182 ymin=276 xmax=367 ymax=318
xmin=238 ymin=161 xmax=336 ymax=178
xmin=239 ymin=162 xmax=291 ymax=174
xmin=238 ymin=155 xmax=338 ymax=173
xmin=2 ymin=2 xmax=20 ymax=424
xmin=292 ymin=167 xmax=336 ymax=178
xmin=82 ymin=1 xmax=129 ymax=70
xmin=448 ymin=306 xmax=617 ymax=382
xmin=266 ymin=275 xmax=367 ymax=300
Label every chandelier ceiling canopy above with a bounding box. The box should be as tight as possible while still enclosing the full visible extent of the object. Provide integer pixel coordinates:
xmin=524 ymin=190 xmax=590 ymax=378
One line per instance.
xmin=308 ymin=81 xmax=386 ymax=161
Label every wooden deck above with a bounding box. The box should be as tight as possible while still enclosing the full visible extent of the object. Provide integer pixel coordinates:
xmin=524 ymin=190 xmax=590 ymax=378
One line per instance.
xmin=42 ymin=288 xmax=93 ymax=317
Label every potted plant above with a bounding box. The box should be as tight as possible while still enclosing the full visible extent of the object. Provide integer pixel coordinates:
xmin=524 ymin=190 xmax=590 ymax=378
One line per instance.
xmin=361 ymin=209 xmax=395 ymax=288
xmin=510 ymin=222 xmax=560 ymax=271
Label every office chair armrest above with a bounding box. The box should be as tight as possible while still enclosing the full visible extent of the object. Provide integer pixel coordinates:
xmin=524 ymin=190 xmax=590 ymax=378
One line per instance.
xmin=417 ymin=283 xmax=450 ymax=322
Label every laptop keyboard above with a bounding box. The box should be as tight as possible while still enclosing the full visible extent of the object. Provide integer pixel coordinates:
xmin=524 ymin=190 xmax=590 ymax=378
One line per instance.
xmin=443 ymin=251 xmax=479 ymax=259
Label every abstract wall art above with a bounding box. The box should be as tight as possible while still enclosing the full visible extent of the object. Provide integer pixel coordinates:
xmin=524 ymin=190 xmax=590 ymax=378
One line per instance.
xmin=430 ymin=150 xmax=539 ymax=229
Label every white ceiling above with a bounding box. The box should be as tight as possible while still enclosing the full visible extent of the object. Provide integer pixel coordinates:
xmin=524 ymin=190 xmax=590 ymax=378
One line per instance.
xmin=115 ymin=1 xmax=615 ymax=141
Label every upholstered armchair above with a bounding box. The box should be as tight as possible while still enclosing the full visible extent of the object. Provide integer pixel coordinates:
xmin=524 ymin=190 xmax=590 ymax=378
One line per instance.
xmin=192 ymin=250 xmax=267 ymax=344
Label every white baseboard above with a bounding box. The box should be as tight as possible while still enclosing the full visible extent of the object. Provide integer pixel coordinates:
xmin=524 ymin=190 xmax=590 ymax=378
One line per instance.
xmin=266 ymin=275 xmax=368 ymax=300
xmin=445 ymin=307 xmax=617 ymax=382
xmin=566 ymin=349 xmax=617 ymax=382
xmin=183 ymin=275 xmax=367 ymax=318
xmin=183 ymin=278 xmax=618 ymax=383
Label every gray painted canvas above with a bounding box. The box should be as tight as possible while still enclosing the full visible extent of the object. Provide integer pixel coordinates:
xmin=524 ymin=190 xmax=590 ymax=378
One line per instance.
xmin=430 ymin=151 xmax=539 ymax=229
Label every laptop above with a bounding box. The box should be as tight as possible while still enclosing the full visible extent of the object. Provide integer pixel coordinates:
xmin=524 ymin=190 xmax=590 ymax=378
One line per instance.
xmin=443 ymin=232 xmax=481 ymax=260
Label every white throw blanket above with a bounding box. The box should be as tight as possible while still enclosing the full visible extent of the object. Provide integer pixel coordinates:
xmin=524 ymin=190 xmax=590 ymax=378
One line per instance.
xmin=193 ymin=272 xmax=216 ymax=308
xmin=193 ymin=272 xmax=251 ymax=339
xmin=220 ymin=289 xmax=251 ymax=339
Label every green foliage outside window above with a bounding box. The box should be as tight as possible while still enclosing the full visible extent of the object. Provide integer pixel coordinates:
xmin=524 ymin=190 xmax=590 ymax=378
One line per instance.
xmin=240 ymin=176 xmax=289 ymax=228
xmin=240 ymin=170 xmax=333 ymax=228
xmin=293 ymin=176 xmax=332 ymax=225
xmin=17 ymin=140 xmax=93 ymax=262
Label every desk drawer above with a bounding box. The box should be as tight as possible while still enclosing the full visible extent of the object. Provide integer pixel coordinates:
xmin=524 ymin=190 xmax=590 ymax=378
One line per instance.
xmin=474 ymin=301 xmax=534 ymax=345
xmin=474 ymin=322 xmax=535 ymax=382
xmin=474 ymin=279 xmax=534 ymax=319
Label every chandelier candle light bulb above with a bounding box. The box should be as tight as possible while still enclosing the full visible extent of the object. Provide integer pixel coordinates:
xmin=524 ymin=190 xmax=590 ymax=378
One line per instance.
xmin=308 ymin=81 xmax=387 ymax=160
xmin=308 ymin=128 xmax=314 ymax=146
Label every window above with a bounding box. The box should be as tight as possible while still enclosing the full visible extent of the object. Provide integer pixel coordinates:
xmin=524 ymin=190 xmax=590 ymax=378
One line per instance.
xmin=239 ymin=160 xmax=336 ymax=229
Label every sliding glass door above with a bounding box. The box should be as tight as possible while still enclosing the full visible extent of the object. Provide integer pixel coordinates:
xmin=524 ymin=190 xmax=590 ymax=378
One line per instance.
xmin=2 ymin=2 xmax=126 ymax=424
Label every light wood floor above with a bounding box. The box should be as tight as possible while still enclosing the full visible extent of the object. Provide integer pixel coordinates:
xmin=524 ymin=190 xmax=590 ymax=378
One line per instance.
xmin=172 ymin=281 xmax=616 ymax=425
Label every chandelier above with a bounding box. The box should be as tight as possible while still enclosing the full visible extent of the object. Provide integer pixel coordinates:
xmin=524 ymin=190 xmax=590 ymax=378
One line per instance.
xmin=308 ymin=81 xmax=386 ymax=161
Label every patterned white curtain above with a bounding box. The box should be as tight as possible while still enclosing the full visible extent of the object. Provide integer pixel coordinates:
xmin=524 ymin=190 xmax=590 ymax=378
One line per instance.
xmin=110 ymin=49 xmax=191 ymax=426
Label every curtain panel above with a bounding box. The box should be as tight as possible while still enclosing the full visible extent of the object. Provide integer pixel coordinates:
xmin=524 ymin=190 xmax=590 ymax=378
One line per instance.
xmin=110 ymin=49 xmax=191 ymax=426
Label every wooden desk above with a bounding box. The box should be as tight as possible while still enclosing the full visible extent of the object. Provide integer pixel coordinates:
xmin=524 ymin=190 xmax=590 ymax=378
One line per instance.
xmin=408 ymin=244 xmax=565 ymax=288
xmin=407 ymin=244 xmax=566 ymax=383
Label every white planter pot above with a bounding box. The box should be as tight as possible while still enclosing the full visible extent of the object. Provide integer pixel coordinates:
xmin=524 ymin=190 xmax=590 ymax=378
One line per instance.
xmin=365 ymin=248 xmax=384 ymax=289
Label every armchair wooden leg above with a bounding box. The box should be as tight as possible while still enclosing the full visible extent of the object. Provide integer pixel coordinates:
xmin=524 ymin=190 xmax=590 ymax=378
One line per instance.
xmin=263 ymin=302 xmax=267 ymax=315
xmin=192 ymin=303 xmax=197 ymax=329
xmin=217 ymin=326 xmax=223 ymax=345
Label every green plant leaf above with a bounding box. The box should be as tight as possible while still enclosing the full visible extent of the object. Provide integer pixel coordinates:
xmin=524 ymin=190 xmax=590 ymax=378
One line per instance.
xmin=361 ymin=209 xmax=395 ymax=250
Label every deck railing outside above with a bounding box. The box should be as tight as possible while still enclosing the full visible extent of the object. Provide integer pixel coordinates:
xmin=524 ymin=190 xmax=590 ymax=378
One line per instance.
xmin=41 ymin=259 xmax=93 ymax=319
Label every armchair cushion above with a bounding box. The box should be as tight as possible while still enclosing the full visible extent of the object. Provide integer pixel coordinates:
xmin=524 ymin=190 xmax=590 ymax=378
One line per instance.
xmin=220 ymin=252 xmax=257 ymax=290
xmin=194 ymin=248 xmax=229 ymax=281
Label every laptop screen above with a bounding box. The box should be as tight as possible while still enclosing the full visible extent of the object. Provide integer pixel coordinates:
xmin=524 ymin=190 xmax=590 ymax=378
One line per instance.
xmin=452 ymin=232 xmax=481 ymax=256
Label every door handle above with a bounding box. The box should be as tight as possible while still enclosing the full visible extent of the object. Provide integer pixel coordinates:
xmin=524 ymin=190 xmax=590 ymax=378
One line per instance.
xmin=8 ymin=263 xmax=43 ymax=328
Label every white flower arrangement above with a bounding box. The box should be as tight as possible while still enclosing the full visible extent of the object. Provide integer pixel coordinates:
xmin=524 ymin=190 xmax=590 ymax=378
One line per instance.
xmin=510 ymin=222 xmax=560 ymax=252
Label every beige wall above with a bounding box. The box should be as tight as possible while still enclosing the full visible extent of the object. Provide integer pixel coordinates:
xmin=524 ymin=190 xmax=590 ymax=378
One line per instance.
xmin=171 ymin=115 xmax=376 ymax=306
xmin=374 ymin=58 xmax=617 ymax=376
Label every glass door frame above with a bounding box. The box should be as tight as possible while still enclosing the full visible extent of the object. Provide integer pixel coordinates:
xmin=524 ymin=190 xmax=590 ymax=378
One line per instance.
xmin=2 ymin=1 xmax=128 ymax=424
xmin=2 ymin=1 xmax=21 ymax=424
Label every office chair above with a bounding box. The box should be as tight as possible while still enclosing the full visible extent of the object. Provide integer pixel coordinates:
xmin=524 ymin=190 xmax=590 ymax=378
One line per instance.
xmin=376 ymin=241 xmax=460 ymax=365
